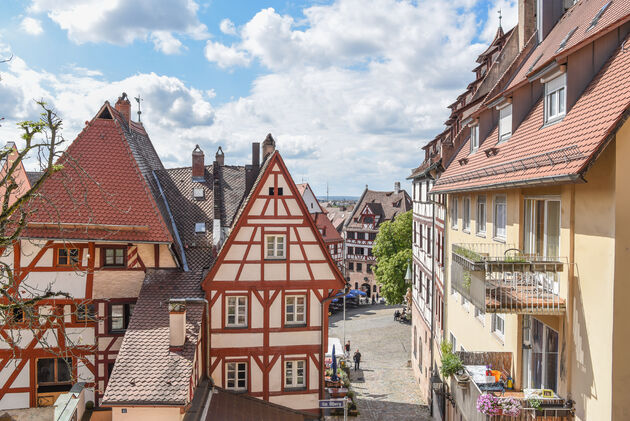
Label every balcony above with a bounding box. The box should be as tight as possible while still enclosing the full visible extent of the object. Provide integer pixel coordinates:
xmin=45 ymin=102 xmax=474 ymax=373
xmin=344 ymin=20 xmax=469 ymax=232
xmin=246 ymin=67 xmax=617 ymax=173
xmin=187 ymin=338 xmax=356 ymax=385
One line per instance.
xmin=451 ymin=243 xmax=566 ymax=314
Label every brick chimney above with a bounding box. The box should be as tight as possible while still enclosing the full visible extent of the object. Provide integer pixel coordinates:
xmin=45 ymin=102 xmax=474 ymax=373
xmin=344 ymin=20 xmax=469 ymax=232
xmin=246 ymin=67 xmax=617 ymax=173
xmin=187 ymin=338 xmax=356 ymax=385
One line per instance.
xmin=115 ymin=93 xmax=131 ymax=123
xmin=215 ymin=146 xmax=224 ymax=166
xmin=252 ymin=142 xmax=260 ymax=168
xmin=192 ymin=145 xmax=205 ymax=181
xmin=262 ymin=133 xmax=276 ymax=160
xmin=169 ymin=300 xmax=186 ymax=349
xmin=518 ymin=0 xmax=536 ymax=50
xmin=394 ymin=182 xmax=401 ymax=194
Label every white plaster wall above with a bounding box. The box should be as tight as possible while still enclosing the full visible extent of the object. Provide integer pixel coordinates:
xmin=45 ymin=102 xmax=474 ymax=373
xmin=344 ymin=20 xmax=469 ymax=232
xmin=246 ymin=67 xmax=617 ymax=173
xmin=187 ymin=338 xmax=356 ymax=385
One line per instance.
xmin=252 ymin=299 xmax=264 ymax=329
xmin=309 ymin=293 xmax=321 ymax=327
xmin=251 ymin=362 xmax=263 ymax=393
xmin=289 ymin=245 xmax=303 ymax=260
xmin=19 ymin=240 xmax=49 ymax=266
xmin=285 ymin=199 xmax=300 ymax=216
xmin=234 ymin=226 xmax=254 ymax=241
xmin=211 ymin=357 xmax=222 ymax=386
xmin=0 ymin=392 xmax=29 ymax=410
xmin=19 ymin=271 xmax=85 ymax=299
xmin=269 ymin=359 xmax=281 ymax=392
xmin=300 ymin=186 xmax=321 ymax=214
xmin=310 ymin=263 xmax=334 ymax=280
xmin=270 ymin=298 xmax=281 ymax=328
xmin=264 ymin=263 xmax=286 ymax=281
xmin=290 ymin=263 xmax=310 ymax=281
xmin=211 ymin=333 xmax=263 ymax=348
xmin=214 ymin=263 xmax=239 ymax=281
xmin=225 ymin=244 xmax=247 ymax=261
xmin=270 ymin=393 xmax=318 ymax=410
xmin=66 ymin=327 xmax=95 ymax=347
xmin=211 ymin=295 xmax=221 ymax=329
xmin=0 ymin=247 xmax=13 ymax=270
xmin=240 ymin=264 xmax=260 ymax=281
xmin=296 ymin=227 xmax=316 ymax=242
xmin=0 ymin=360 xmax=29 ymax=389
xmin=270 ymin=331 xmax=320 ymax=347
xmin=250 ymin=198 xmax=266 ymax=216
xmin=112 ymin=406 xmax=183 ymax=421
xmin=34 ymin=329 xmax=58 ymax=348
xmin=309 ymin=358 xmax=318 ymax=390
xmin=262 ymin=174 xmax=274 ymax=193
xmin=1 ymin=329 xmax=34 ymax=349
xmin=264 ymin=200 xmax=275 ymax=216
xmin=246 ymin=245 xmax=260 ymax=260
xmin=78 ymin=356 xmax=95 ymax=383
xmin=277 ymin=174 xmax=290 ymax=192
xmin=302 ymin=245 xmax=324 ymax=260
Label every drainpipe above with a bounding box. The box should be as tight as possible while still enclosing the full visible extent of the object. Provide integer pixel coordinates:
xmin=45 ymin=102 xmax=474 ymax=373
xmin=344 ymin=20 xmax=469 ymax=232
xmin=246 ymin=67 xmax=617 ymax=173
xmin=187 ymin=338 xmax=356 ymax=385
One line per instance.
xmin=429 ymin=197 xmax=436 ymax=416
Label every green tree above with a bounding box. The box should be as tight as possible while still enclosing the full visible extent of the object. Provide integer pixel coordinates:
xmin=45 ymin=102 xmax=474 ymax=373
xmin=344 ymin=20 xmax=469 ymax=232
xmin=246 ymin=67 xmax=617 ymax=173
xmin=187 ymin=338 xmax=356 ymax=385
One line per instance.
xmin=373 ymin=210 xmax=412 ymax=304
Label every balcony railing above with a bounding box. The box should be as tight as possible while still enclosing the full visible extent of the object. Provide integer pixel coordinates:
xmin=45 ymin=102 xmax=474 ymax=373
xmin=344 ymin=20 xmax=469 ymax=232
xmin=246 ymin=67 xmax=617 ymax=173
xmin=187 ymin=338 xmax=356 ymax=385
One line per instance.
xmin=451 ymin=243 xmax=566 ymax=314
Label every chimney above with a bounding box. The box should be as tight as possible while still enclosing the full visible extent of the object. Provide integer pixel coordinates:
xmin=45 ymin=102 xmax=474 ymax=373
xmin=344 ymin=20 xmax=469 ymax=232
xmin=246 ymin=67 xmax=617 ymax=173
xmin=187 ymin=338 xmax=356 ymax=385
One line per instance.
xmin=394 ymin=182 xmax=401 ymax=194
xmin=115 ymin=92 xmax=131 ymax=123
xmin=518 ymin=0 xmax=536 ymax=50
xmin=252 ymin=142 xmax=260 ymax=168
xmin=169 ymin=300 xmax=186 ymax=349
xmin=262 ymin=133 xmax=276 ymax=160
xmin=215 ymin=146 xmax=224 ymax=166
xmin=192 ymin=145 xmax=205 ymax=181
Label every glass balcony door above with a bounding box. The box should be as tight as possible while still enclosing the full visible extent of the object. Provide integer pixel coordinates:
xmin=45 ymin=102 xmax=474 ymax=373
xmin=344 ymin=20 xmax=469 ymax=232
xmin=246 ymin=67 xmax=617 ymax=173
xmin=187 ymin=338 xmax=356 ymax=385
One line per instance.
xmin=522 ymin=316 xmax=559 ymax=392
xmin=523 ymin=198 xmax=560 ymax=259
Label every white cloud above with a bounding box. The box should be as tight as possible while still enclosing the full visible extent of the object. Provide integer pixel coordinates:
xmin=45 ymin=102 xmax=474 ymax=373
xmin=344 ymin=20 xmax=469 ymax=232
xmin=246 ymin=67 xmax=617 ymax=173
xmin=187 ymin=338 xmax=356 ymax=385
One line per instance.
xmin=27 ymin=0 xmax=208 ymax=51
xmin=480 ymin=0 xmax=518 ymax=43
xmin=204 ymin=41 xmax=251 ymax=69
xmin=151 ymin=31 xmax=184 ymax=54
xmin=219 ymin=18 xmax=237 ymax=36
xmin=20 ymin=17 xmax=43 ymax=35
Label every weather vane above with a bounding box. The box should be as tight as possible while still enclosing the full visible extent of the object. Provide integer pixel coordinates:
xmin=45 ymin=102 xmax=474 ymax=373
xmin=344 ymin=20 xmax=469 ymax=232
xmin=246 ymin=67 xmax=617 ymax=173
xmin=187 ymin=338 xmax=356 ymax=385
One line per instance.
xmin=498 ymin=9 xmax=503 ymax=29
xmin=134 ymin=95 xmax=143 ymax=122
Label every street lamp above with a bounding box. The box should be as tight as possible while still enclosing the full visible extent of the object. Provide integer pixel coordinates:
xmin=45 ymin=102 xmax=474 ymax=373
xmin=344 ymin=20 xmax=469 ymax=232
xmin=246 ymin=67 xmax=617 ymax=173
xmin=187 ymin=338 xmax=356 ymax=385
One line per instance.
xmin=404 ymin=260 xmax=412 ymax=284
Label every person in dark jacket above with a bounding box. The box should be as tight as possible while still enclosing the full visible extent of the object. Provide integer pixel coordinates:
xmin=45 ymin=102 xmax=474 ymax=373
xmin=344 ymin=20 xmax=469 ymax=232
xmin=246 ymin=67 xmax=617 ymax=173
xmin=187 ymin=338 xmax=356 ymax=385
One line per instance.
xmin=345 ymin=340 xmax=351 ymax=357
xmin=353 ymin=350 xmax=362 ymax=371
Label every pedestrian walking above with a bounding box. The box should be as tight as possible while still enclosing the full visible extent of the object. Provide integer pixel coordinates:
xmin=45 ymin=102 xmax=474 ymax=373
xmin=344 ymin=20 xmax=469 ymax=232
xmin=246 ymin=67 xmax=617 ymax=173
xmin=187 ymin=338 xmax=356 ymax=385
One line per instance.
xmin=345 ymin=340 xmax=351 ymax=358
xmin=353 ymin=349 xmax=361 ymax=371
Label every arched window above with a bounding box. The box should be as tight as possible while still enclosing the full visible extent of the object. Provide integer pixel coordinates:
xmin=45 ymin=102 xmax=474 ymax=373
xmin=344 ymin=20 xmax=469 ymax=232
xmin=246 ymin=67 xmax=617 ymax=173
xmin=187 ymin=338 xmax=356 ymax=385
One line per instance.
xmin=413 ymin=327 xmax=417 ymax=357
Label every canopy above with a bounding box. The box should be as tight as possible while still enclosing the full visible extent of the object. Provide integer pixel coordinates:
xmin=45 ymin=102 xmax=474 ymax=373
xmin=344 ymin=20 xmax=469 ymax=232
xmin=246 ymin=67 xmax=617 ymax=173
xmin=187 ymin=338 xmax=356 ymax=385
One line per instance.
xmin=326 ymin=337 xmax=344 ymax=359
xmin=350 ymin=289 xmax=367 ymax=296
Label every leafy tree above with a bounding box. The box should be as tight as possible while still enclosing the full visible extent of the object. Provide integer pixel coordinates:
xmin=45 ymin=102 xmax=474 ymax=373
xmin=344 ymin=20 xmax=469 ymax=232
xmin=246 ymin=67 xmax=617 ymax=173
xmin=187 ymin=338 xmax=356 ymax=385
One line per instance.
xmin=373 ymin=210 xmax=412 ymax=304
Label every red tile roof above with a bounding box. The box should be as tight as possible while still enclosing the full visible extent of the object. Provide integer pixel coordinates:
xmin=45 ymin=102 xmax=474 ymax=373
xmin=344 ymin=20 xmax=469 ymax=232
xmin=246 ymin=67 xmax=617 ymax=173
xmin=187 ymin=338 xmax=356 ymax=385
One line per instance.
xmin=312 ymin=212 xmax=343 ymax=242
xmin=295 ymin=183 xmax=308 ymax=196
xmin=433 ymin=33 xmax=630 ymax=193
xmin=23 ymin=103 xmax=173 ymax=243
xmin=500 ymin=0 xmax=630 ymax=97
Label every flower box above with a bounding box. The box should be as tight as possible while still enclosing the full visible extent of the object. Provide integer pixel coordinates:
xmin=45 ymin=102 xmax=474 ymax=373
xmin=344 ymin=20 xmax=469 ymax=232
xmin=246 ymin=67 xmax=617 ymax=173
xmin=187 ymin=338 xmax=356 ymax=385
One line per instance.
xmin=327 ymin=387 xmax=348 ymax=398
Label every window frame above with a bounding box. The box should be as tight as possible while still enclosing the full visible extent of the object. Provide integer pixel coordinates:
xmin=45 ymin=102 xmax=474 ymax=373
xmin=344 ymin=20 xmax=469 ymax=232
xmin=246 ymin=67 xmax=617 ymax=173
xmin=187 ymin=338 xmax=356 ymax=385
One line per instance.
xmin=225 ymin=295 xmax=248 ymax=328
xmin=55 ymin=247 xmax=81 ymax=267
xmin=108 ymin=302 xmax=135 ymax=334
xmin=102 ymin=246 xmax=126 ymax=267
xmin=492 ymin=313 xmax=505 ymax=340
xmin=265 ymin=234 xmax=286 ymax=260
xmin=493 ymin=195 xmax=507 ymax=241
xmin=284 ymin=294 xmax=306 ymax=326
xmin=462 ymin=197 xmax=471 ymax=233
xmin=36 ymin=357 xmax=73 ymax=386
xmin=544 ymin=73 xmax=567 ymax=124
xmin=283 ymin=359 xmax=306 ymax=390
xmin=450 ymin=197 xmax=458 ymax=229
xmin=470 ymin=124 xmax=480 ymax=154
xmin=76 ymin=303 xmax=96 ymax=323
xmin=476 ymin=195 xmax=487 ymax=236
xmin=498 ymin=103 xmax=512 ymax=142
xmin=225 ymin=361 xmax=248 ymax=391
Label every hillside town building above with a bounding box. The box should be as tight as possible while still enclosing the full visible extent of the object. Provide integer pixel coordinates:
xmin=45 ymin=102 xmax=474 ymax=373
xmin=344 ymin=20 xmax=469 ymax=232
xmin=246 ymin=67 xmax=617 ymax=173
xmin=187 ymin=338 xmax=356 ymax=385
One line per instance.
xmin=342 ymin=184 xmax=411 ymax=298
xmin=424 ymin=1 xmax=630 ymax=420
xmin=0 ymin=95 xmax=343 ymax=420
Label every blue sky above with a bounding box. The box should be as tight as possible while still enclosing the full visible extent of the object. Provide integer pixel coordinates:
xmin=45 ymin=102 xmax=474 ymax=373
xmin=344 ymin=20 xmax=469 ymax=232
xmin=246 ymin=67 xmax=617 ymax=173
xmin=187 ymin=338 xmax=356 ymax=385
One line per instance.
xmin=0 ymin=0 xmax=517 ymax=196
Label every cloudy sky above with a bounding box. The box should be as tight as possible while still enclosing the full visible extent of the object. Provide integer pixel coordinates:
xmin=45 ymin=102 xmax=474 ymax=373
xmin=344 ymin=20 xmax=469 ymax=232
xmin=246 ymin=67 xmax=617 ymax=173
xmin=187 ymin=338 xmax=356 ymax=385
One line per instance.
xmin=0 ymin=0 xmax=517 ymax=196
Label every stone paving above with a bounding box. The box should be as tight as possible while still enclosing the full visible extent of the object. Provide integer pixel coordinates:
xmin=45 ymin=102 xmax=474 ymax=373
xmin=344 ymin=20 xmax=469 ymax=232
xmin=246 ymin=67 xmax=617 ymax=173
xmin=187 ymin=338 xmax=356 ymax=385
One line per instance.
xmin=326 ymin=304 xmax=431 ymax=421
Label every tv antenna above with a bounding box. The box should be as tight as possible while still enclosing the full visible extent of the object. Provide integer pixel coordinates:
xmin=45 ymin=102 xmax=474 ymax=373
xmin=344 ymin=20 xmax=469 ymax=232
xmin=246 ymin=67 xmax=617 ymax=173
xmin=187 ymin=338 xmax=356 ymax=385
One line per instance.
xmin=134 ymin=95 xmax=143 ymax=122
xmin=498 ymin=9 xmax=502 ymax=29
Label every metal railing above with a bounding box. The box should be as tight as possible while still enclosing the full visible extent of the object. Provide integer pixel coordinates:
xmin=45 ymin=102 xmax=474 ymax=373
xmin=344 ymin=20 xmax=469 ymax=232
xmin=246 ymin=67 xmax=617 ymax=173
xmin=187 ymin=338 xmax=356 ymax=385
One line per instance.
xmin=451 ymin=243 xmax=567 ymax=314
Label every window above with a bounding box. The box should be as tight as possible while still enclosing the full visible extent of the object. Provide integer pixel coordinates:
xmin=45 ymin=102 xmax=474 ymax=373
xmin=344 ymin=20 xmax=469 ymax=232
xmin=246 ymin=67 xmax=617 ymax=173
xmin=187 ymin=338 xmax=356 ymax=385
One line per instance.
xmin=77 ymin=303 xmax=96 ymax=322
xmin=522 ymin=316 xmax=558 ymax=392
xmin=544 ymin=73 xmax=566 ymax=124
xmin=367 ymin=264 xmax=372 ymax=274
xmin=57 ymin=248 xmax=79 ymax=266
xmin=498 ymin=104 xmax=512 ymax=141
xmin=104 ymin=248 xmax=125 ymax=267
xmin=493 ymin=195 xmax=507 ymax=240
xmin=449 ymin=332 xmax=457 ymax=351
xmin=284 ymin=360 xmax=305 ymax=389
xmin=265 ymin=235 xmax=285 ymax=259
xmin=451 ymin=197 xmax=458 ymax=229
xmin=193 ymin=187 xmax=204 ymax=199
xmin=268 ymin=187 xmax=275 ymax=195
xmin=285 ymin=295 xmax=306 ymax=325
xmin=524 ymin=198 xmax=560 ymax=258
xmin=492 ymin=314 xmax=505 ymax=339
xmin=354 ymin=282 xmax=359 ymax=289
xmin=418 ymin=336 xmax=423 ymax=371
xmin=356 ymin=263 xmax=362 ymax=272
xmin=356 ymin=247 xmax=364 ymax=255
xmin=470 ymin=125 xmax=479 ymax=153
xmin=109 ymin=303 xmax=134 ymax=333
xmin=37 ymin=358 xmax=72 ymax=385
xmin=277 ymin=187 xmax=284 ymax=196
xmin=348 ymin=262 xmax=354 ymax=271
xmin=474 ymin=306 xmax=485 ymax=325
xmin=195 ymin=222 xmax=206 ymax=233
xmin=476 ymin=196 xmax=487 ymax=235
xmin=462 ymin=197 xmax=470 ymax=232
xmin=226 ymin=362 xmax=247 ymax=391
xmin=226 ymin=296 xmax=247 ymax=327
xmin=413 ymin=327 xmax=417 ymax=357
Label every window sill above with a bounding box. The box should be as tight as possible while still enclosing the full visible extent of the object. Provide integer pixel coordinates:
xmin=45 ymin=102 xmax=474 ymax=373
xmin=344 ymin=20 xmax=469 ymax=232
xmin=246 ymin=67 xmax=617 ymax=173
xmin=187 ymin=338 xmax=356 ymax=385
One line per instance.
xmin=541 ymin=115 xmax=565 ymax=129
xmin=284 ymin=323 xmax=307 ymax=328
xmin=476 ymin=232 xmax=486 ymax=238
xmin=265 ymin=257 xmax=287 ymax=261
xmin=463 ymin=229 xmax=470 ymax=234
xmin=493 ymin=237 xmax=506 ymax=243
xmin=284 ymin=386 xmax=307 ymax=392
xmin=225 ymin=325 xmax=249 ymax=330
xmin=492 ymin=331 xmax=505 ymax=345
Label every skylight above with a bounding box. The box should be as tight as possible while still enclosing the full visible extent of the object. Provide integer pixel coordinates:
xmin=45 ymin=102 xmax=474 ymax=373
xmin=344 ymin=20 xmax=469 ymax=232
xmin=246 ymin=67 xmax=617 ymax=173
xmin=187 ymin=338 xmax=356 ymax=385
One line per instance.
xmin=586 ymin=1 xmax=612 ymax=32
xmin=193 ymin=187 xmax=204 ymax=199
xmin=195 ymin=222 xmax=206 ymax=233
xmin=556 ymin=27 xmax=577 ymax=53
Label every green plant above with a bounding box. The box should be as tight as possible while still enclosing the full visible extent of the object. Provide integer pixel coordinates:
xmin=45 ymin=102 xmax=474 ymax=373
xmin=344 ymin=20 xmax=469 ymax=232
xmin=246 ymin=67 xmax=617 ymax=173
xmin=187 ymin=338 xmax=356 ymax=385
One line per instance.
xmin=463 ymin=271 xmax=471 ymax=289
xmin=347 ymin=390 xmax=355 ymax=400
xmin=440 ymin=341 xmax=464 ymax=377
xmin=528 ymin=397 xmax=542 ymax=410
xmin=86 ymin=401 xmax=94 ymax=410
xmin=453 ymin=245 xmax=483 ymax=262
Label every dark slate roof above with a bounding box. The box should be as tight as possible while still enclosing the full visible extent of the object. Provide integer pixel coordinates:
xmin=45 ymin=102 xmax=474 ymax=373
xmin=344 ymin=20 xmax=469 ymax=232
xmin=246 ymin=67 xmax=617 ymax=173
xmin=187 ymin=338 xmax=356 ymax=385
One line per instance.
xmin=25 ymin=171 xmax=43 ymax=187
xmin=102 ymin=269 xmax=205 ymax=406
xmin=203 ymin=387 xmax=317 ymax=421
xmin=216 ymin=165 xmax=247 ymax=228
xmin=345 ymin=188 xmax=412 ymax=230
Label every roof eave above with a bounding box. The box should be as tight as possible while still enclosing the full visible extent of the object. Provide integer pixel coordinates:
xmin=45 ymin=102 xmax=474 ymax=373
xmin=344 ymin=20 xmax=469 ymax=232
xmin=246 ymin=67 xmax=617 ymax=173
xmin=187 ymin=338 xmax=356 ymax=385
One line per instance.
xmin=431 ymin=173 xmax=584 ymax=194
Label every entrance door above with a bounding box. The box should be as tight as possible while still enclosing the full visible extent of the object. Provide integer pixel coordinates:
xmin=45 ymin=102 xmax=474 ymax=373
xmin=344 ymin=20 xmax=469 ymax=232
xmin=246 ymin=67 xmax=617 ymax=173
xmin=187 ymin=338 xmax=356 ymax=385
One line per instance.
xmin=362 ymin=283 xmax=371 ymax=298
xmin=521 ymin=316 xmax=558 ymax=391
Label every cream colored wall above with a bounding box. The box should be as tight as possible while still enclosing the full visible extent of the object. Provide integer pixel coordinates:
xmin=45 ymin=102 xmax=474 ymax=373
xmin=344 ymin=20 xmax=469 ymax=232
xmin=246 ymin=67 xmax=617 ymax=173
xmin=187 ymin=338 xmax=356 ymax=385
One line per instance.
xmin=93 ymin=271 xmax=145 ymax=299
xmin=269 ymin=393 xmax=319 ymax=410
xmin=111 ymin=406 xmax=182 ymax=421
xmin=612 ymin=121 xmax=630 ymax=421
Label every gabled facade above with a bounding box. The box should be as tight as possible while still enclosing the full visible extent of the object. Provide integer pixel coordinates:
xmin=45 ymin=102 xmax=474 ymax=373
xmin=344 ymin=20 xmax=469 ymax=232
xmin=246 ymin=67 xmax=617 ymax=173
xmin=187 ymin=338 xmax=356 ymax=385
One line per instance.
xmin=431 ymin=1 xmax=630 ymax=420
xmin=203 ymin=149 xmax=345 ymax=413
xmin=343 ymin=183 xmax=411 ymax=298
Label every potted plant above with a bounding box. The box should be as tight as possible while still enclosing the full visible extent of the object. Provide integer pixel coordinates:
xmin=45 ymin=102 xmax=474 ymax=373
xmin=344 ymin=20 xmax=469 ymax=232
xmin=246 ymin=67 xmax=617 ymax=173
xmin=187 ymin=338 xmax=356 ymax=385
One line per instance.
xmin=500 ymin=397 xmax=522 ymax=417
xmin=476 ymin=393 xmax=502 ymax=416
xmin=440 ymin=342 xmax=464 ymax=378
xmin=528 ymin=397 xmax=543 ymax=415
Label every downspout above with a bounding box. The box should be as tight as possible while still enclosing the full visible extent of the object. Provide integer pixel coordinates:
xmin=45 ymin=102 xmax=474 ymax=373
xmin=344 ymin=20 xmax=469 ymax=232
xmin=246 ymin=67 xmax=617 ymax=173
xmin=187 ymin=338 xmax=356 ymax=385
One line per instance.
xmin=429 ymin=197 xmax=436 ymax=416
xmin=565 ymin=184 xmax=576 ymax=401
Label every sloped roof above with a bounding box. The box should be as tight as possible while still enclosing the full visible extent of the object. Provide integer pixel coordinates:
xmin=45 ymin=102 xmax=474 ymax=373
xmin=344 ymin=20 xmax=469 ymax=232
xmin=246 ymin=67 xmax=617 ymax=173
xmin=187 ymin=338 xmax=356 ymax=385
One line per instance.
xmin=345 ymin=188 xmax=411 ymax=230
xmin=295 ymin=183 xmax=308 ymax=196
xmin=23 ymin=105 xmax=173 ymax=243
xmin=102 ymin=269 xmax=204 ymax=406
xmin=433 ymin=34 xmax=630 ymax=193
xmin=501 ymin=0 xmax=630 ymax=96
xmin=312 ymin=212 xmax=343 ymax=242
xmin=25 ymin=171 xmax=42 ymax=187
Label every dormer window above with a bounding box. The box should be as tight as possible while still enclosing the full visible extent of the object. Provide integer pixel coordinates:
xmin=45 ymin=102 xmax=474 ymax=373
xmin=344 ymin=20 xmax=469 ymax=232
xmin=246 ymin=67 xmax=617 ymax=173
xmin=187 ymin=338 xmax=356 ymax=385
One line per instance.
xmin=195 ymin=223 xmax=206 ymax=233
xmin=193 ymin=187 xmax=204 ymax=199
xmin=498 ymin=104 xmax=512 ymax=142
xmin=470 ymin=125 xmax=479 ymax=154
xmin=544 ymin=73 xmax=566 ymax=124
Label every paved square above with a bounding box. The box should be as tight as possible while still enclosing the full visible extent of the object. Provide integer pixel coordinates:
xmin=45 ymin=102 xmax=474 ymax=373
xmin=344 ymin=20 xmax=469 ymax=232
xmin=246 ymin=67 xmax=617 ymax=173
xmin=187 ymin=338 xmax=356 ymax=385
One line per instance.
xmin=327 ymin=304 xmax=430 ymax=421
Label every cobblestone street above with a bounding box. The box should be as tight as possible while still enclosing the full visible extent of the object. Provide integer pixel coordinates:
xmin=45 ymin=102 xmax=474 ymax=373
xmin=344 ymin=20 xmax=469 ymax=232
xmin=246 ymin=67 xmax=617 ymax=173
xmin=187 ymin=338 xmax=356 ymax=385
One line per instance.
xmin=327 ymin=304 xmax=430 ymax=421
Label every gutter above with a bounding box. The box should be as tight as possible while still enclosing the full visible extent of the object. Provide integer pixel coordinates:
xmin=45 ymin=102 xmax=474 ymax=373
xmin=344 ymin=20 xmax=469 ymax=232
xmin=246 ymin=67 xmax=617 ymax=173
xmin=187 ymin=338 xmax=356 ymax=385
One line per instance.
xmin=431 ymin=173 xmax=584 ymax=195
xmin=153 ymin=171 xmax=189 ymax=271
